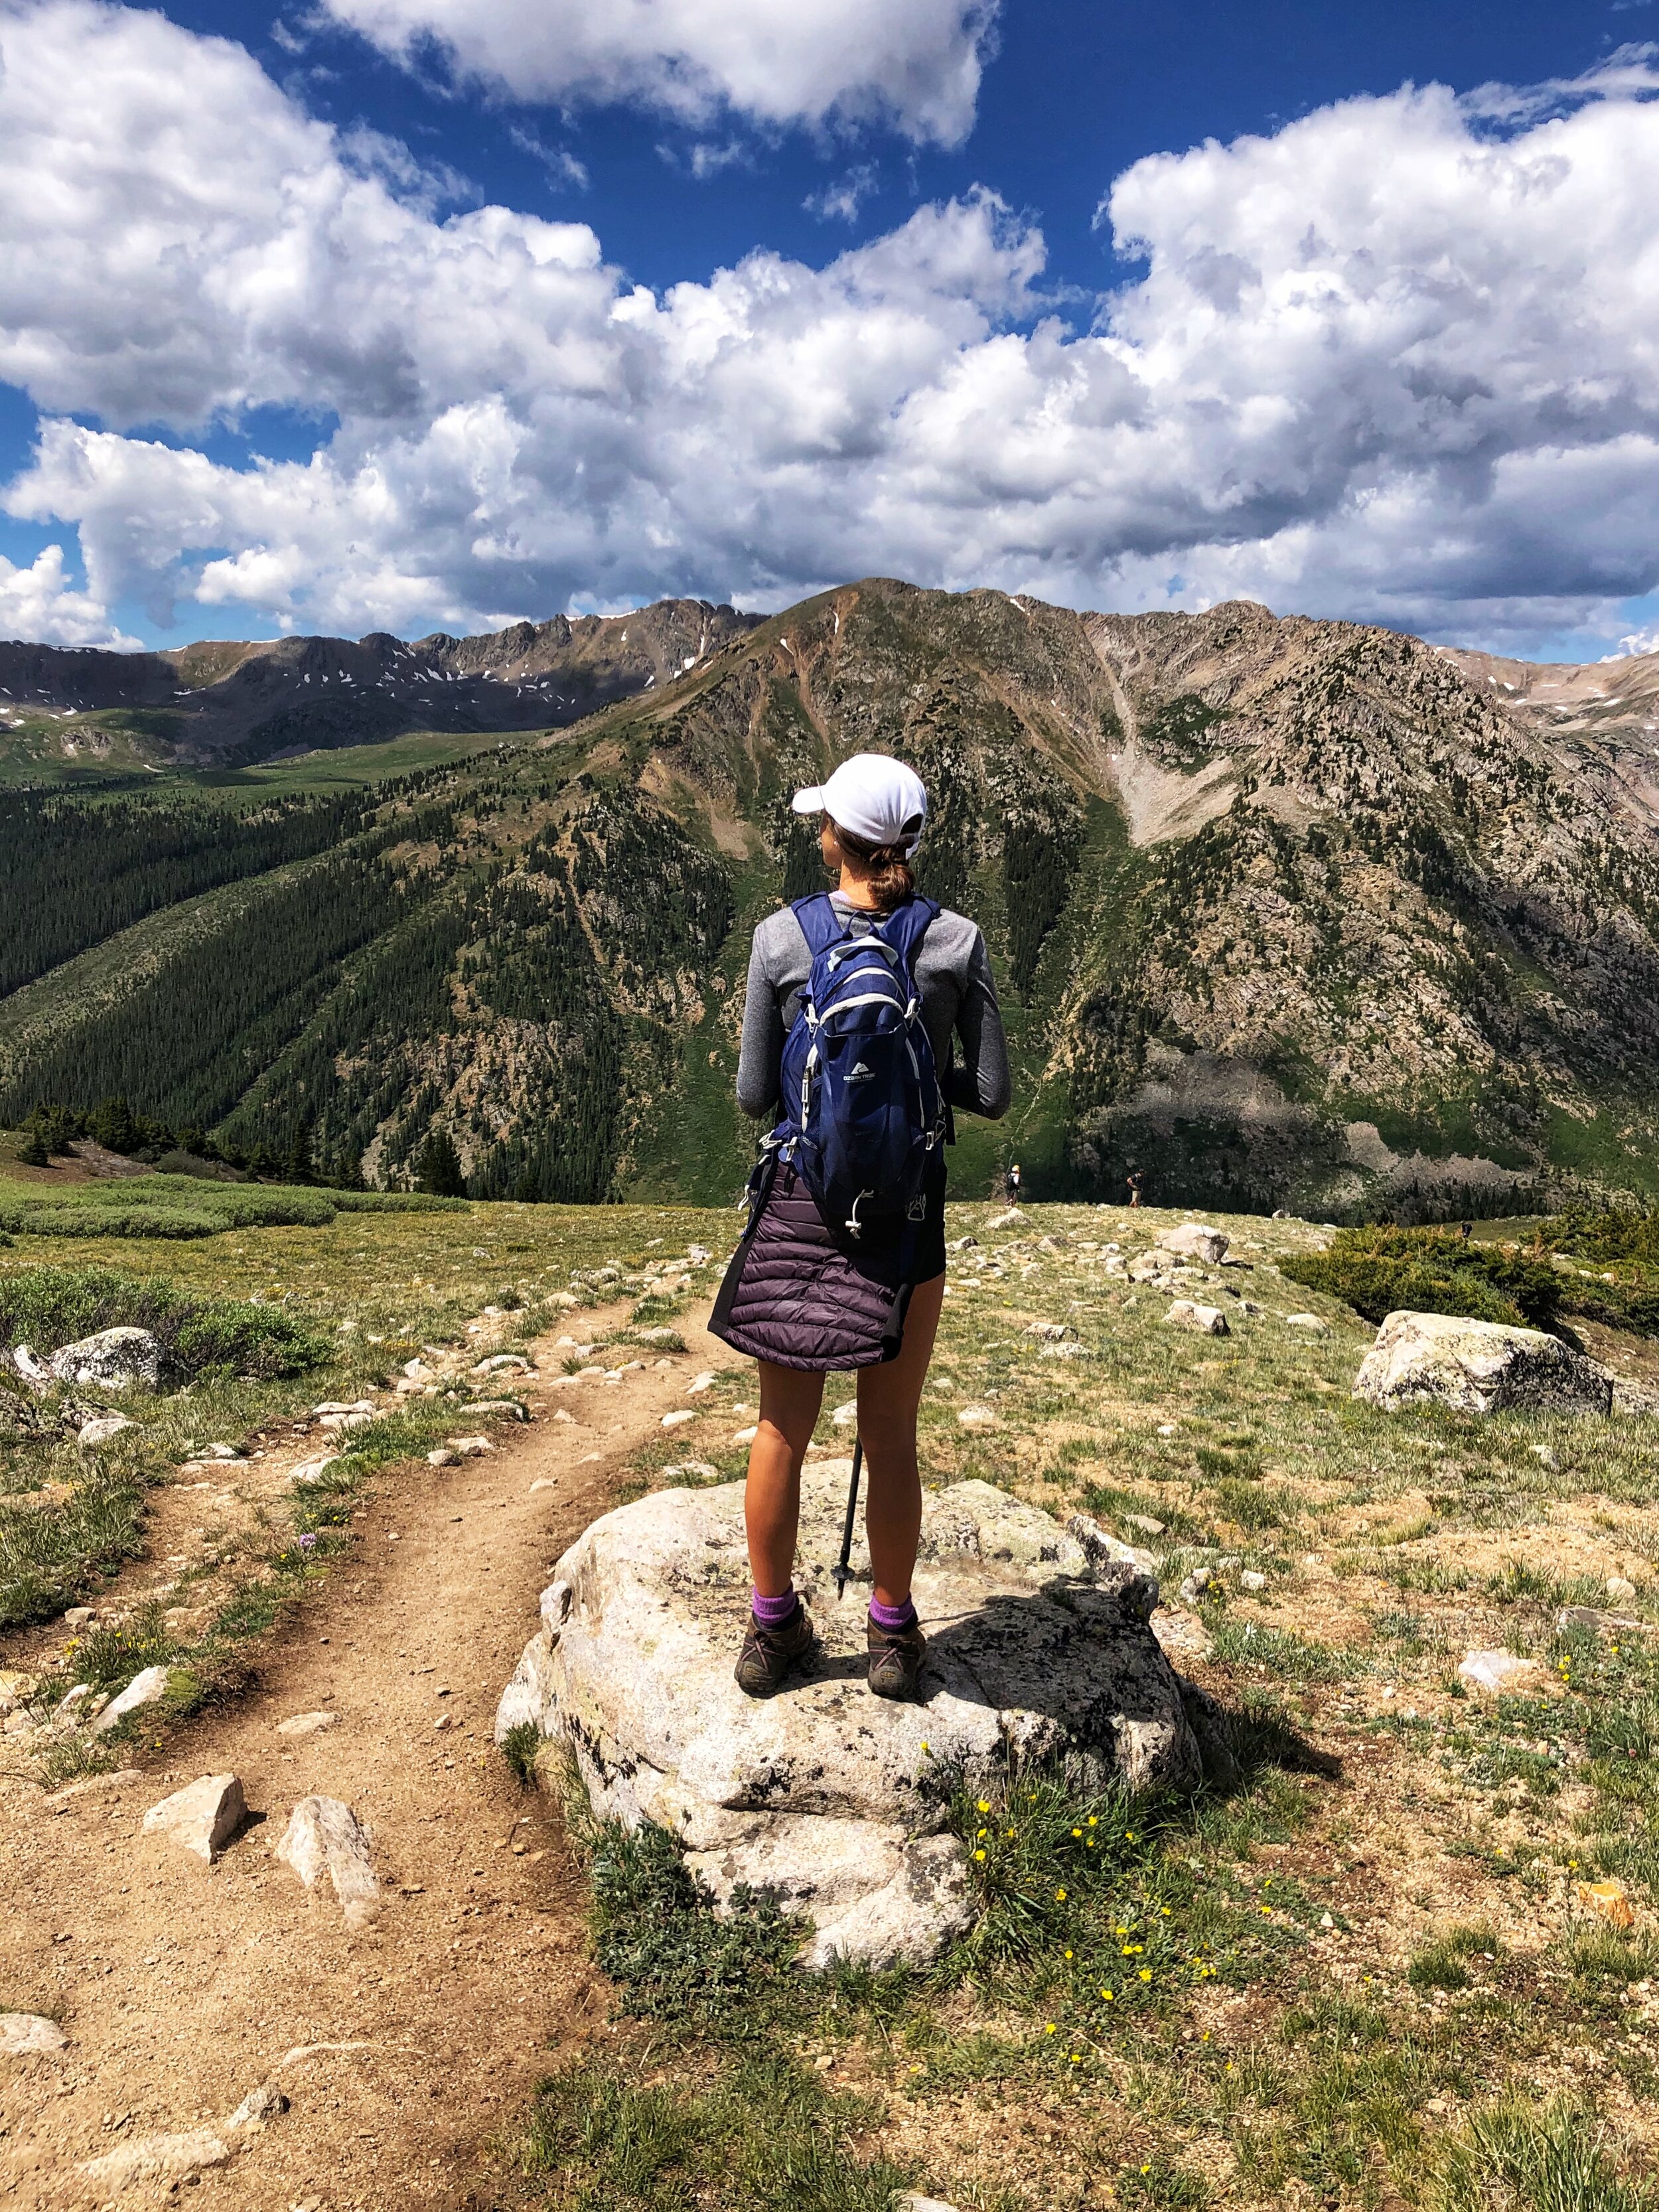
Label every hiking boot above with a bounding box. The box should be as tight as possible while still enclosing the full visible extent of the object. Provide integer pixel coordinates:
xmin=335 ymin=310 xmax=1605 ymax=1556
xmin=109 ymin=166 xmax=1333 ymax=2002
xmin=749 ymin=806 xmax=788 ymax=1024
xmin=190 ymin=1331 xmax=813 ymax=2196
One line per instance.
xmin=867 ymin=1615 xmax=926 ymax=1701
xmin=735 ymin=1602 xmax=816 ymax=1696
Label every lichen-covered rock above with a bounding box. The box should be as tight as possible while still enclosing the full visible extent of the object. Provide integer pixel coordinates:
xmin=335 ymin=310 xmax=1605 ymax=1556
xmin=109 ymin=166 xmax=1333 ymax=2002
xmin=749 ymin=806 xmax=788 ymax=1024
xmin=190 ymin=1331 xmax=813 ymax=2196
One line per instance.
xmin=1354 ymin=1310 xmax=1611 ymax=1416
xmin=48 ymin=1327 xmax=161 ymax=1391
xmin=497 ymin=1462 xmax=1197 ymax=1968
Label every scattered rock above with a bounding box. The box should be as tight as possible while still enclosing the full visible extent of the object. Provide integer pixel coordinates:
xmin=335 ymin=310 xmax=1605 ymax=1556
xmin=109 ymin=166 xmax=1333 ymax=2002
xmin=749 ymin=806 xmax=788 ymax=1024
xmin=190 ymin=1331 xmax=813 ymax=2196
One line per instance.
xmin=1165 ymin=1301 xmax=1229 ymax=1336
xmin=1556 ymin=1607 xmax=1645 ymax=1637
xmin=1608 ymin=1576 xmax=1639 ymax=1604
xmin=830 ymin=1402 xmax=859 ymax=1428
xmin=1040 ymin=1341 xmax=1086 ymax=1359
xmin=474 ymin=1353 xmax=531 ymax=1374
xmin=78 ymin=1413 xmax=137 ymax=1447
xmin=49 ymin=1326 xmax=161 ymax=1391
xmin=1576 ymin=1878 xmax=1636 ymax=1929
xmin=465 ymin=1398 xmax=530 ymax=1420
xmin=985 ymin=1209 xmax=1026 ymax=1230
xmin=1157 ymin=1224 xmax=1229 ymax=1265
xmin=948 ymin=1235 xmax=977 ymax=1250
xmin=319 ymin=1410 xmax=375 ymax=1432
xmin=1240 ymin=1570 xmax=1268 ymax=1591
xmin=1283 ymin=1313 xmax=1329 ymax=1333
xmin=1354 ymin=1311 xmax=1611 ymax=1417
xmin=1611 ymin=1374 xmax=1659 ymax=1417
xmin=1121 ymin=1513 xmax=1165 ymax=1538
xmin=1151 ymin=1607 xmax=1211 ymax=1662
xmin=290 ymin=1455 xmax=339 ymax=1485
xmin=1457 ymin=1649 xmax=1541 ymax=1695
xmin=11 ymin=1343 xmax=52 ymax=1389
xmin=1531 ymin=1444 xmax=1561 ymax=1471
xmin=275 ymin=1796 xmax=381 ymax=1927
xmin=956 ymin=1404 xmax=998 ymax=1428
xmin=142 ymin=1773 xmax=246 ymax=1866
xmin=225 ymin=2083 xmax=289 ymax=2130
xmin=1025 ymin=1321 xmax=1072 ymax=1341
xmin=53 ymin=1682 xmax=94 ymax=1723
xmin=277 ymin=1710 xmax=339 ymax=1738
xmin=451 ymin=1435 xmax=494 ymax=1457
xmin=686 ymin=1372 xmax=715 ymax=1394
xmin=1179 ymin=1568 xmax=1213 ymax=1605
xmin=660 ymin=1409 xmax=698 ymax=1430
xmin=500 ymin=1463 xmax=1194 ymax=1969
xmin=0 ymin=1669 xmax=36 ymax=1713
xmin=92 ymin=1664 xmax=173 ymax=1734
xmin=427 ymin=1447 xmax=461 ymax=1467
xmin=78 ymin=2129 xmax=230 ymax=2190
xmin=660 ymin=1461 xmax=720 ymax=1481
xmin=731 ymin=1425 xmax=758 ymax=1445
xmin=64 ymin=1605 xmax=95 ymax=1627
xmin=900 ymin=2196 xmax=962 ymax=2212
xmin=0 ymin=2012 xmax=67 ymax=2054
xmin=631 ymin=1327 xmax=682 ymax=1347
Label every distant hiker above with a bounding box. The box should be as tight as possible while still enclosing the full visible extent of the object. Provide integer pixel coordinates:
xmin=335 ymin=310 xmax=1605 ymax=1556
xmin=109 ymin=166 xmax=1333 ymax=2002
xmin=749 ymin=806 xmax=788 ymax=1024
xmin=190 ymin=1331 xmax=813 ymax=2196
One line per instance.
xmin=711 ymin=753 xmax=1010 ymax=1701
xmin=1126 ymin=1171 xmax=1143 ymax=1207
xmin=1005 ymin=1161 xmax=1022 ymax=1202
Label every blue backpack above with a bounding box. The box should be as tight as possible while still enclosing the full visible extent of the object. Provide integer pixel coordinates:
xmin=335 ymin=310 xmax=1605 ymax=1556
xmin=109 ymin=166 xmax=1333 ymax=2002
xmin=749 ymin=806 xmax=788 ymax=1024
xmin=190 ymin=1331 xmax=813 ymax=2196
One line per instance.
xmin=770 ymin=892 xmax=944 ymax=1248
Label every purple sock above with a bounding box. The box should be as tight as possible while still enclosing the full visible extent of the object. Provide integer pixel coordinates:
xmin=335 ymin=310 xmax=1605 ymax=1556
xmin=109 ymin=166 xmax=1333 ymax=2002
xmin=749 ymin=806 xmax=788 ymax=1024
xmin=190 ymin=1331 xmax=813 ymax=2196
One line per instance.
xmin=751 ymin=1585 xmax=800 ymax=1627
xmin=869 ymin=1595 xmax=918 ymax=1633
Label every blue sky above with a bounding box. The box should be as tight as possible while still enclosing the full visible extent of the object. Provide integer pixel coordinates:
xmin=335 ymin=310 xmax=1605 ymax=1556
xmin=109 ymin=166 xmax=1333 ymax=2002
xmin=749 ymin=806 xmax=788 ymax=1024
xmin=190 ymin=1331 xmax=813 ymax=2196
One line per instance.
xmin=0 ymin=0 xmax=1656 ymax=657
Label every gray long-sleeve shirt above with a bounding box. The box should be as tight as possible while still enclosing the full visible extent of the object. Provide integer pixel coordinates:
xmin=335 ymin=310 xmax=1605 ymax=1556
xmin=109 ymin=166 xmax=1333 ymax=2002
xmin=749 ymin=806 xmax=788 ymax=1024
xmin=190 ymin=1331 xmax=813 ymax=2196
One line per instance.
xmin=735 ymin=895 xmax=1011 ymax=1124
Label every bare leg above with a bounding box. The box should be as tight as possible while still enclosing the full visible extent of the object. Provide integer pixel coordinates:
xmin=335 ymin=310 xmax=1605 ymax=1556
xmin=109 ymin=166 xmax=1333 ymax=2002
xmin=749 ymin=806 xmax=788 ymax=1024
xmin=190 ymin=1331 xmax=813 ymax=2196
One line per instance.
xmin=743 ymin=1362 xmax=826 ymax=1598
xmin=856 ymin=1274 xmax=945 ymax=1609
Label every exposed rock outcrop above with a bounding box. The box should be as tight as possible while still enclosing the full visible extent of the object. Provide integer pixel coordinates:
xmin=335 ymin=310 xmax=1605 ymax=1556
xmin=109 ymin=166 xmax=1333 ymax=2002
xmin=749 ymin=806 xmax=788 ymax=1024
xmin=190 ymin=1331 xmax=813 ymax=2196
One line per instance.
xmin=497 ymin=1463 xmax=1197 ymax=1969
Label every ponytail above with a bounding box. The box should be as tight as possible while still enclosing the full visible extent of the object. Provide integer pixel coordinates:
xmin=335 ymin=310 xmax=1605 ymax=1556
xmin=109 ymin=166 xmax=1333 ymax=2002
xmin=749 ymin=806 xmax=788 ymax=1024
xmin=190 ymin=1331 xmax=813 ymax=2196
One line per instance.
xmin=831 ymin=821 xmax=916 ymax=912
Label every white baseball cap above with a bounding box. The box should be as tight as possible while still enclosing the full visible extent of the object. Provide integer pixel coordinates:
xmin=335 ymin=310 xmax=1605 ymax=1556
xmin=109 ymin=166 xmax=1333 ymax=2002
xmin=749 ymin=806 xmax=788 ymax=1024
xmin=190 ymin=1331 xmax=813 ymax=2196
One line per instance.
xmin=791 ymin=753 xmax=928 ymax=854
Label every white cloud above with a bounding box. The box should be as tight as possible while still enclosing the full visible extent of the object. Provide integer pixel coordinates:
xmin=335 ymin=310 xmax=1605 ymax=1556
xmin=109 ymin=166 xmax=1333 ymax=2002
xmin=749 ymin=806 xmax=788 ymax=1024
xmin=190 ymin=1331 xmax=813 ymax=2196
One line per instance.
xmin=506 ymin=124 xmax=589 ymax=192
xmin=806 ymin=163 xmax=879 ymax=223
xmin=0 ymin=542 xmax=139 ymax=647
xmin=3 ymin=3 xmax=1659 ymax=655
xmin=319 ymin=0 xmax=997 ymax=147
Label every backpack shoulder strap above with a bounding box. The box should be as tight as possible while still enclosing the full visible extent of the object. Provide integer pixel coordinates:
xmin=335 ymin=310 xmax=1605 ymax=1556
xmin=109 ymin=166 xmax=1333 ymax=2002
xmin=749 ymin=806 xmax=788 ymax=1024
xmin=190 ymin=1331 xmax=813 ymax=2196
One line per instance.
xmin=876 ymin=895 xmax=940 ymax=976
xmin=790 ymin=893 xmax=846 ymax=959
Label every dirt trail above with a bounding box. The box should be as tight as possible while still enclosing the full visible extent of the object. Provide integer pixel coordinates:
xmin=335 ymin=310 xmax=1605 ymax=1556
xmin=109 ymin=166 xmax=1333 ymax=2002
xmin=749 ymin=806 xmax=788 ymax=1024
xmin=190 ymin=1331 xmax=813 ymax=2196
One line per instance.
xmin=1 ymin=1302 xmax=732 ymax=2211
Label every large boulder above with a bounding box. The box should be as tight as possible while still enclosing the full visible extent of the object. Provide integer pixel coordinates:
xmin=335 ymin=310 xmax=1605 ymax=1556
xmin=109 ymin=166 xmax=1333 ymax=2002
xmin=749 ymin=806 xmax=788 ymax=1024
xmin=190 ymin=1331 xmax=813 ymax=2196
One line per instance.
xmin=48 ymin=1327 xmax=161 ymax=1391
xmin=497 ymin=1463 xmax=1198 ymax=1970
xmin=1354 ymin=1310 xmax=1611 ymax=1417
xmin=1157 ymin=1223 xmax=1230 ymax=1265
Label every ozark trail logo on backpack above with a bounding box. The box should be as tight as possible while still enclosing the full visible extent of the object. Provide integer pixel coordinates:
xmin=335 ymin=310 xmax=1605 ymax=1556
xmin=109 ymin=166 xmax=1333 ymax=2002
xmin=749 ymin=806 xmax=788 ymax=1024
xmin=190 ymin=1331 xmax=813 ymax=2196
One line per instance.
xmin=770 ymin=893 xmax=944 ymax=1249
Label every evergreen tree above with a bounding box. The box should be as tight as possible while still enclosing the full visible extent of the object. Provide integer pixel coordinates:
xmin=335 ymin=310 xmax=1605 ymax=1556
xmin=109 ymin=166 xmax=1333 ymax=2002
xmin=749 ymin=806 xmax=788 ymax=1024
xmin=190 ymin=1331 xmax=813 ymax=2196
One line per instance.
xmin=283 ymin=1120 xmax=317 ymax=1185
xmin=19 ymin=1128 xmax=50 ymax=1168
xmin=413 ymin=1128 xmax=467 ymax=1198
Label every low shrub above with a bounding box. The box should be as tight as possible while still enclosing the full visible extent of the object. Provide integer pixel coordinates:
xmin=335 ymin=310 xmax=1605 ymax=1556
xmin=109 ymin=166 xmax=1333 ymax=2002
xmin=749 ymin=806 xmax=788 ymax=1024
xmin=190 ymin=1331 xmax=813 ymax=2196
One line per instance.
xmin=1281 ymin=1226 xmax=1561 ymax=1330
xmin=332 ymin=1189 xmax=470 ymax=1213
xmin=0 ymin=1265 xmax=328 ymax=1380
xmin=0 ymin=1201 xmax=220 ymax=1239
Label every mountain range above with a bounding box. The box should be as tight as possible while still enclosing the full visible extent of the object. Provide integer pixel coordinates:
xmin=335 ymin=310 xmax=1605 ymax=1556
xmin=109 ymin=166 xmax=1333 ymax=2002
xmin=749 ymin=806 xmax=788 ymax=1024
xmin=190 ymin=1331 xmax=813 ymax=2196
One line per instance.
xmin=5 ymin=578 xmax=1659 ymax=1217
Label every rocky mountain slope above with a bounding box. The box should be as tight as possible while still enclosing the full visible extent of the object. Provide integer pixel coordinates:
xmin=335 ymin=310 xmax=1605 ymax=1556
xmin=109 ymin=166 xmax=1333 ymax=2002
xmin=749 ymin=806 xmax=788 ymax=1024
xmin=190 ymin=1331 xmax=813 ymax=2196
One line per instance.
xmin=0 ymin=597 xmax=757 ymax=768
xmin=4 ymin=579 xmax=1659 ymax=1216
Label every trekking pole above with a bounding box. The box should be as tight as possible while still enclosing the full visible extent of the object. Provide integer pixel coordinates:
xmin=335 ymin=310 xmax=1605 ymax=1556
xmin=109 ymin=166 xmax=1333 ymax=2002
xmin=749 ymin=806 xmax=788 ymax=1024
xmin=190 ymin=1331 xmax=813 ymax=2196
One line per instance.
xmin=833 ymin=1436 xmax=863 ymax=1600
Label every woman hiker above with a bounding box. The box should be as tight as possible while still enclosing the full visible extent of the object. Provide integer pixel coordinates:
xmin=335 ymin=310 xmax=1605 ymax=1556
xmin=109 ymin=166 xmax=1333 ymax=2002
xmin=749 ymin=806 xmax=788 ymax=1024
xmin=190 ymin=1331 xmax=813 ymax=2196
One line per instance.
xmin=709 ymin=753 xmax=1010 ymax=1702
